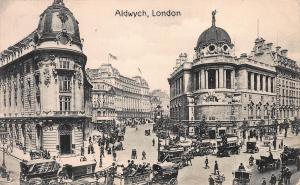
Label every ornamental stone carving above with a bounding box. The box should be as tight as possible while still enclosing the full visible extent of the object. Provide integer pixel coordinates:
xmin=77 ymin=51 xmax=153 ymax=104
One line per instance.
xmin=52 ymin=69 xmax=58 ymax=83
xmin=75 ymin=70 xmax=82 ymax=87
xmin=44 ymin=68 xmax=51 ymax=87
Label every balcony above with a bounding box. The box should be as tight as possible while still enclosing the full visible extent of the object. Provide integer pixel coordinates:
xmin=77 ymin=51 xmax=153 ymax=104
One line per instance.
xmin=38 ymin=111 xmax=86 ymax=117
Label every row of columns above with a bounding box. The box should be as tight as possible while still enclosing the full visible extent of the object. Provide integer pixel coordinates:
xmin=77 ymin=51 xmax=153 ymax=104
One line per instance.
xmin=171 ymin=77 xmax=183 ymax=97
xmin=194 ymin=68 xmax=235 ymax=90
xmin=249 ymin=72 xmax=274 ymax=92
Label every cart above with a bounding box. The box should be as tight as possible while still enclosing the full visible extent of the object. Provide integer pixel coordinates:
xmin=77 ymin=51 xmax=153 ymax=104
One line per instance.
xmin=145 ymin=129 xmax=151 ymax=136
xmin=191 ymin=141 xmax=215 ymax=156
xmin=263 ymin=135 xmax=274 ymax=146
xmin=152 ymin=162 xmax=178 ymax=185
xmin=246 ymin=141 xmax=259 ymax=153
xmin=232 ymin=169 xmax=251 ymax=185
xmin=117 ymin=162 xmax=152 ymax=185
xmin=20 ymin=159 xmax=60 ymax=185
xmin=60 ymin=160 xmax=97 ymax=181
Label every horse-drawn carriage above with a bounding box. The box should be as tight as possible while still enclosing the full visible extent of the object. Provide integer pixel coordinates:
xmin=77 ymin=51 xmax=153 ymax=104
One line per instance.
xmin=191 ymin=141 xmax=215 ymax=156
xmin=158 ymin=145 xmax=193 ymax=169
xmin=116 ymin=162 xmax=178 ymax=185
xmin=20 ymin=159 xmax=60 ymax=185
xmin=121 ymin=162 xmax=152 ymax=185
xmin=145 ymin=129 xmax=151 ymax=136
xmin=263 ymin=135 xmax=274 ymax=146
xmin=281 ymin=147 xmax=300 ymax=166
xmin=152 ymin=162 xmax=178 ymax=185
xmin=216 ymin=143 xmax=240 ymax=157
xmin=255 ymin=156 xmax=280 ymax=173
xmin=216 ymin=134 xmax=240 ymax=157
xmin=246 ymin=141 xmax=259 ymax=154
xmin=232 ymin=169 xmax=251 ymax=185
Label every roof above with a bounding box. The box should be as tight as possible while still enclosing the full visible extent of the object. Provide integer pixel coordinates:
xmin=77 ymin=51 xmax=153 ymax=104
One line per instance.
xmin=195 ymin=26 xmax=231 ymax=50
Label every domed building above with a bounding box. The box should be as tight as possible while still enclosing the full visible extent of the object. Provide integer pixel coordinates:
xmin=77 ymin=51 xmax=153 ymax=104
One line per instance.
xmin=0 ymin=0 xmax=92 ymax=156
xmin=167 ymin=11 xmax=296 ymax=139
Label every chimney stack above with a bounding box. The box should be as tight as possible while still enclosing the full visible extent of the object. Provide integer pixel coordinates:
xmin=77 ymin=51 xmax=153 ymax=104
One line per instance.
xmin=281 ymin=49 xmax=288 ymax=57
xmin=276 ymin=46 xmax=281 ymax=53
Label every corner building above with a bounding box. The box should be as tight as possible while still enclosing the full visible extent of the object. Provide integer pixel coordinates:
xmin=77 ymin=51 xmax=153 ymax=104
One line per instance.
xmin=168 ymin=13 xmax=297 ymax=138
xmin=0 ymin=0 xmax=92 ymax=156
xmin=87 ymin=64 xmax=152 ymax=126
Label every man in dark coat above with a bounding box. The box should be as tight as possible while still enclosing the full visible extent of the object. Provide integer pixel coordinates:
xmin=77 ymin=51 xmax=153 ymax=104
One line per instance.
xmin=214 ymin=161 xmax=219 ymax=175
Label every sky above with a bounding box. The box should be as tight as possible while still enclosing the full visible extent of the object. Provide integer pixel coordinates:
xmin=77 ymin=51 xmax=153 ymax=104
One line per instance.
xmin=1 ymin=0 xmax=300 ymax=93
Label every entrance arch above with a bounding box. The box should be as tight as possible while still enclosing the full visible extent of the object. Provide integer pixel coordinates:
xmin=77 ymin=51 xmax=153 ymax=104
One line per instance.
xmin=36 ymin=125 xmax=43 ymax=150
xmin=59 ymin=124 xmax=72 ymax=155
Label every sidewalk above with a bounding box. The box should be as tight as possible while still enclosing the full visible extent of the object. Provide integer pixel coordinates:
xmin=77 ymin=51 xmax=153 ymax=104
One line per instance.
xmin=0 ymin=146 xmax=30 ymax=161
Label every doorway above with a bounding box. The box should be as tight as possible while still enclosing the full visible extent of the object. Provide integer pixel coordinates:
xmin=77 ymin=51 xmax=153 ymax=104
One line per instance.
xmin=59 ymin=125 xmax=72 ymax=155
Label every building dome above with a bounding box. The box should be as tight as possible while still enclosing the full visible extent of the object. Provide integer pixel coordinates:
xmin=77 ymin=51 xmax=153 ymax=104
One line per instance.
xmin=195 ymin=10 xmax=232 ymax=51
xmin=35 ymin=0 xmax=81 ymax=47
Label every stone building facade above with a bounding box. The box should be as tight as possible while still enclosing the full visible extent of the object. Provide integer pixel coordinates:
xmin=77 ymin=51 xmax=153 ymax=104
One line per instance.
xmin=0 ymin=0 xmax=92 ymax=156
xmin=87 ymin=64 xmax=151 ymax=125
xmin=91 ymin=81 xmax=116 ymax=128
xmin=168 ymin=12 xmax=298 ymax=138
xmin=150 ymin=89 xmax=170 ymax=119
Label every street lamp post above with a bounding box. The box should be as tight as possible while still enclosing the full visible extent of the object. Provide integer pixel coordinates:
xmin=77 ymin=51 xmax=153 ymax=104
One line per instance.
xmin=2 ymin=143 xmax=5 ymax=168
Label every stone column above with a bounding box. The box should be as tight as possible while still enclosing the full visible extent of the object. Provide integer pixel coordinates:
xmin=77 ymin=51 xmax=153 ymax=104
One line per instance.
xmin=257 ymin=74 xmax=261 ymax=91
xmin=231 ymin=70 xmax=235 ymax=89
xmin=262 ymin=75 xmax=266 ymax=91
xmin=251 ymin=72 xmax=254 ymax=90
xmin=205 ymin=70 xmax=208 ymax=89
xmin=200 ymin=69 xmax=205 ymax=89
xmin=193 ymin=73 xmax=196 ymax=91
xmin=183 ymin=71 xmax=192 ymax=93
xmin=216 ymin=69 xmax=219 ymax=88
xmin=198 ymin=71 xmax=201 ymax=90
xmin=224 ymin=70 xmax=227 ymax=88
xmin=219 ymin=67 xmax=224 ymax=88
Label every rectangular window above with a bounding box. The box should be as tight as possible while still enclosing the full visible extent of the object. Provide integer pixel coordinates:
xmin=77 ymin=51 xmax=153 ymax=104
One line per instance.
xmin=208 ymin=69 xmax=216 ymax=89
xmin=59 ymin=57 xmax=70 ymax=69
xmin=248 ymin=72 xmax=251 ymax=90
xmin=226 ymin=70 xmax=231 ymax=89
xmin=59 ymin=96 xmax=71 ymax=111
xmin=59 ymin=75 xmax=71 ymax=92
xmin=195 ymin=72 xmax=199 ymax=90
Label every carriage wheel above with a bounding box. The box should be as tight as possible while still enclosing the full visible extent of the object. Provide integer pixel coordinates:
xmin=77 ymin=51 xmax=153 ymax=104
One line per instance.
xmin=169 ymin=178 xmax=178 ymax=185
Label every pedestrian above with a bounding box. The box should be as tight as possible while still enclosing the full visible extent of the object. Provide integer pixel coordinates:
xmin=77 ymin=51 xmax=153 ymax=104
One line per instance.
xmin=260 ymin=134 xmax=263 ymax=142
xmin=152 ymin=138 xmax=155 ymax=146
xmin=209 ymin=175 xmax=215 ymax=185
xmin=205 ymin=157 xmax=209 ymax=169
xmin=214 ymin=161 xmax=219 ymax=175
xmin=261 ymin=178 xmax=267 ymax=185
xmin=81 ymin=146 xmax=84 ymax=156
xmin=286 ymin=168 xmax=291 ymax=185
xmin=269 ymin=174 xmax=276 ymax=185
xmin=142 ymin=150 xmax=146 ymax=160
xmin=91 ymin=144 xmax=95 ymax=154
xmin=100 ymin=146 xmax=105 ymax=157
xmin=113 ymin=150 xmax=117 ymax=161
xmin=88 ymin=143 xmax=91 ymax=154
xmin=273 ymin=139 xmax=276 ymax=150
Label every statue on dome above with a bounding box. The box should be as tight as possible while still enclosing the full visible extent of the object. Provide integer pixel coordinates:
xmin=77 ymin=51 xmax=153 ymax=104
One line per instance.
xmin=212 ymin=10 xmax=217 ymax=26
xmin=53 ymin=0 xmax=65 ymax=6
